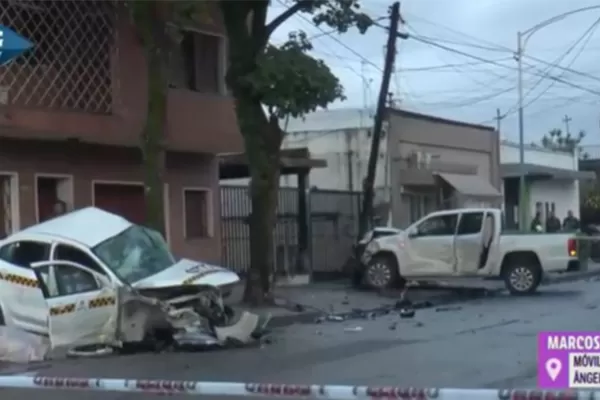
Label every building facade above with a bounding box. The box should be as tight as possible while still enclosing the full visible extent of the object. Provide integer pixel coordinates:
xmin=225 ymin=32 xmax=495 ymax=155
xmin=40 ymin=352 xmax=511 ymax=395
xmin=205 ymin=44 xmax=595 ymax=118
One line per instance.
xmin=0 ymin=1 xmax=243 ymax=263
xmin=388 ymin=109 xmax=502 ymax=227
xmin=501 ymin=141 xmax=592 ymax=229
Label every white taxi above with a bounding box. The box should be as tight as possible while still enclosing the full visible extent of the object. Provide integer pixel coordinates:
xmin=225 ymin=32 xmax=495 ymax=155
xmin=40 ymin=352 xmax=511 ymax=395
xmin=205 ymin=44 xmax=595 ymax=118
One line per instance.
xmin=0 ymin=207 xmax=240 ymax=350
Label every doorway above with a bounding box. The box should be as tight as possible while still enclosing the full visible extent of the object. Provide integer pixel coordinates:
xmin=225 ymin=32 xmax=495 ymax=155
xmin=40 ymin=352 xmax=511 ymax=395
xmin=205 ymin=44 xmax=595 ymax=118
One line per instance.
xmin=35 ymin=175 xmax=74 ymax=223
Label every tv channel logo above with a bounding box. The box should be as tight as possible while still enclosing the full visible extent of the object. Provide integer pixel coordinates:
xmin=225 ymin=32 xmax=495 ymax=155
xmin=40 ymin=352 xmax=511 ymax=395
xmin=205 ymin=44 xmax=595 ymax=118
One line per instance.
xmin=0 ymin=24 xmax=33 ymax=65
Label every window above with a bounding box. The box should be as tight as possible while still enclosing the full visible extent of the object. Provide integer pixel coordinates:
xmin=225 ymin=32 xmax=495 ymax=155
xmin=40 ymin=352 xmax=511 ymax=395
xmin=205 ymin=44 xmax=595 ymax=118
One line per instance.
xmin=0 ymin=241 xmax=50 ymax=267
xmin=457 ymin=212 xmax=484 ymax=235
xmin=54 ymin=244 xmax=106 ymax=275
xmin=416 ymin=214 xmax=458 ymax=236
xmin=180 ymin=30 xmax=222 ymax=93
xmin=184 ymin=189 xmax=211 ymax=238
xmin=53 ymin=264 xmax=99 ymax=297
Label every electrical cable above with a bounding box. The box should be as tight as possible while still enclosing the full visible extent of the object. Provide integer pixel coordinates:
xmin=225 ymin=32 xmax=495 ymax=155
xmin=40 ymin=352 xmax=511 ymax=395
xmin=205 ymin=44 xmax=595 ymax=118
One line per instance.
xmin=501 ymin=17 xmax=600 ymax=118
xmin=405 ymin=12 xmax=600 ymax=85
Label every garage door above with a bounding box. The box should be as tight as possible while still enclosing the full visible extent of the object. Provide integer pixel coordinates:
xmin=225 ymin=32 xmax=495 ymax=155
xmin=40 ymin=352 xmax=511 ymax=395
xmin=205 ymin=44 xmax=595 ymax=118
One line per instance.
xmin=93 ymin=183 xmax=146 ymax=225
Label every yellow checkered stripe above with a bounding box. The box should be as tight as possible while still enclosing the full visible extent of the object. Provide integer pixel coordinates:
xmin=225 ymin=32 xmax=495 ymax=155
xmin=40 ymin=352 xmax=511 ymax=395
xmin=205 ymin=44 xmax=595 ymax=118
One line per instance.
xmin=88 ymin=296 xmax=116 ymax=309
xmin=0 ymin=272 xmax=39 ymax=288
xmin=49 ymin=303 xmax=76 ymax=316
xmin=182 ymin=270 xmax=221 ymax=285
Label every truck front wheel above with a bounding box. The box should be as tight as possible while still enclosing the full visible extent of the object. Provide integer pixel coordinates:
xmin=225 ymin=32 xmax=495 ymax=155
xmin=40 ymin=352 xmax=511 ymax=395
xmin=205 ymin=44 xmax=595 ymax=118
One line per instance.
xmin=502 ymin=263 xmax=541 ymax=295
xmin=365 ymin=254 xmax=400 ymax=290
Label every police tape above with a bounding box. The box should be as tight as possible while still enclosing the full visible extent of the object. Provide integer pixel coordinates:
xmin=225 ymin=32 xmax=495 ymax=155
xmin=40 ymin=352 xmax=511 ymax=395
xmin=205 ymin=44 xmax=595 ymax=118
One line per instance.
xmin=0 ymin=375 xmax=587 ymax=399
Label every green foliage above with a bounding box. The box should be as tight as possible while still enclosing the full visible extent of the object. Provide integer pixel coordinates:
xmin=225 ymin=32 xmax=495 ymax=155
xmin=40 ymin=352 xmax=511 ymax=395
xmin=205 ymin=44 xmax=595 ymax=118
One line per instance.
xmin=541 ymin=128 xmax=588 ymax=159
xmin=243 ymin=31 xmax=345 ymax=119
xmin=584 ymin=190 xmax=600 ymax=209
xmin=222 ymin=0 xmax=373 ymax=121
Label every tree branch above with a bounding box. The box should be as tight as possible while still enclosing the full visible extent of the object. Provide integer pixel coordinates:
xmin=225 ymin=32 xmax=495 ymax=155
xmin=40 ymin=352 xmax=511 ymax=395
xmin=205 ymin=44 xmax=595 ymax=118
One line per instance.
xmin=265 ymin=1 xmax=309 ymax=37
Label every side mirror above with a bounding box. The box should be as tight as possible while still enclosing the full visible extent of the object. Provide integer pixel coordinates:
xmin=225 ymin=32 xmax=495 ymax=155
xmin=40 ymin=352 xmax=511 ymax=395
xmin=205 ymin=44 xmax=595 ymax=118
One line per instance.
xmin=407 ymin=230 xmax=419 ymax=238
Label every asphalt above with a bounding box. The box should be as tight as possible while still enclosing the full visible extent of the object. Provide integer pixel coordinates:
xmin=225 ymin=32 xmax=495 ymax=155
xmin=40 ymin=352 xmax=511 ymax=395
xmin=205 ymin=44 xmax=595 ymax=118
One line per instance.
xmin=1 ymin=277 xmax=600 ymax=399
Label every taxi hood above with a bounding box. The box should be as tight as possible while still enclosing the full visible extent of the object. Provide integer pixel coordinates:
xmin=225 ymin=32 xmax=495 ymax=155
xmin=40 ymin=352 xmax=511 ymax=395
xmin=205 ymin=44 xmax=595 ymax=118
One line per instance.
xmin=131 ymin=258 xmax=240 ymax=289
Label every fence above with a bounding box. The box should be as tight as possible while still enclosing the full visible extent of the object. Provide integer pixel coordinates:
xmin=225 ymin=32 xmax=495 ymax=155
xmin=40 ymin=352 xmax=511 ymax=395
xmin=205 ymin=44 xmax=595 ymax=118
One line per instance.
xmin=0 ymin=375 xmax=580 ymax=399
xmin=220 ymin=186 xmax=362 ymax=276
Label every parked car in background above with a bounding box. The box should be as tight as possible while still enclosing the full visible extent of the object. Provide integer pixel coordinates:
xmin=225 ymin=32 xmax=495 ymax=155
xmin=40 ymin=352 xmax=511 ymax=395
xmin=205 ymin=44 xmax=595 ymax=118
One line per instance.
xmin=354 ymin=208 xmax=579 ymax=295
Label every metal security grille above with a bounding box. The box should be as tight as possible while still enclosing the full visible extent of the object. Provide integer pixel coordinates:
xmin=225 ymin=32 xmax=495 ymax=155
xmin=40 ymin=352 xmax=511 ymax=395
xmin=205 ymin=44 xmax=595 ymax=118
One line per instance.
xmin=0 ymin=0 xmax=116 ymax=114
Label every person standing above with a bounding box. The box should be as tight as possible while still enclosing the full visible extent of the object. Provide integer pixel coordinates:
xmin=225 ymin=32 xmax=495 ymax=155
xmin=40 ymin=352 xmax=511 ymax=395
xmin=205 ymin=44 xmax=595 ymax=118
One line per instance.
xmin=52 ymin=200 xmax=67 ymax=217
xmin=546 ymin=210 xmax=561 ymax=233
xmin=530 ymin=212 xmax=543 ymax=232
xmin=563 ymin=210 xmax=580 ymax=231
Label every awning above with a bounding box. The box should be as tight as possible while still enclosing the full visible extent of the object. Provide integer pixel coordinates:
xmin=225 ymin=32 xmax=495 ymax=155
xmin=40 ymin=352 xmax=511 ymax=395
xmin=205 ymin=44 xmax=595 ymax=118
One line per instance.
xmin=500 ymin=163 xmax=596 ymax=180
xmin=436 ymin=172 xmax=502 ymax=198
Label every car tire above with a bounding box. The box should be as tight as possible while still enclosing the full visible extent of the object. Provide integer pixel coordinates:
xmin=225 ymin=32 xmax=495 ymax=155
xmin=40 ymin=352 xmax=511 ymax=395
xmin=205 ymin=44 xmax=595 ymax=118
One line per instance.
xmin=364 ymin=254 xmax=399 ymax=290
xmin=0 ymin=307 xmax=4 ymax=326
xmin=503 ymin=263 xmax=541 ymax=295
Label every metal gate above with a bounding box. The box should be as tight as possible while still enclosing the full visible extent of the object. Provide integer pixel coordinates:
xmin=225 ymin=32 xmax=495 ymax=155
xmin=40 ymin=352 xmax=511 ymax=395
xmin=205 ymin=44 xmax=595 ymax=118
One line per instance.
xmin=220 ymin=186 xmax=361 ymax=277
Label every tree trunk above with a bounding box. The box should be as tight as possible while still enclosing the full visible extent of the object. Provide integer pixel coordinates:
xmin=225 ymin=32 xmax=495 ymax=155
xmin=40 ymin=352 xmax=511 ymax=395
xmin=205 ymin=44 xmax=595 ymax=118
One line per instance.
xmin=234 ymin=98 xmax=282 ymax=305
xmin=131 ymin=2 xmax=168 ymax=233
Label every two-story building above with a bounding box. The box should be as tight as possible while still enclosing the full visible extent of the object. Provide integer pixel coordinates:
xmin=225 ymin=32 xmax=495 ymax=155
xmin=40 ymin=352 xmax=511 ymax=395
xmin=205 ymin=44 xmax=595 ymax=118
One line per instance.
xmin=0 ymin=0 xmax=242 ymax=263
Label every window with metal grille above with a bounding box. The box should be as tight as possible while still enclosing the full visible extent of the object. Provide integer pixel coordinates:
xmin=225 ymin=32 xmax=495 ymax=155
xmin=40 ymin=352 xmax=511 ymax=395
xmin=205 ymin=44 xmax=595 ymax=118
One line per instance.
xmin=184 ymin=189 xmax=211 ymax=239
xmin=0 ymin=0 xmax=115 ymax=113
xmin=176 ymin=30 xmax=222 ymax=94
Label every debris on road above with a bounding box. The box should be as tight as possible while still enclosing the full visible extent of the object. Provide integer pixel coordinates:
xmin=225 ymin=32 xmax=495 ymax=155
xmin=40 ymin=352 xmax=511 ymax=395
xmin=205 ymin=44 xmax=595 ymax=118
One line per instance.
xmin=0 ymin=327 xmax=50 ymax=363
xmin=399 ymin=308 xmax=415 ymax=318
xmin=344 ymin=326 xmax=363 ymax=333
xmin=436 ymin=305 xmax=463 ymax=312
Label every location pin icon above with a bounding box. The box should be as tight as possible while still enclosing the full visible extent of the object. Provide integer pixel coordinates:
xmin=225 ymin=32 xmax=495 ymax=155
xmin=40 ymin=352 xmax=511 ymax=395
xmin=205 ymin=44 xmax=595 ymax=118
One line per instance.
xmin=545 ymin=358 xmax=562 ymax=381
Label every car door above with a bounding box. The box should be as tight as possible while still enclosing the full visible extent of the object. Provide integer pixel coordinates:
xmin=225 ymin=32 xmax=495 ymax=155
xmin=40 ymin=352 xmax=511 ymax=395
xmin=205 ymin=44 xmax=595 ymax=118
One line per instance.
xmin=455 ymin=211 xmax=485 ymax=275
xmin=0 ymin=240 xmax=51 ymax=335
xmin=29 ymin=260 xmax=119 ymax=350
xmin=402 ymin=213 xmax=458 ymax=276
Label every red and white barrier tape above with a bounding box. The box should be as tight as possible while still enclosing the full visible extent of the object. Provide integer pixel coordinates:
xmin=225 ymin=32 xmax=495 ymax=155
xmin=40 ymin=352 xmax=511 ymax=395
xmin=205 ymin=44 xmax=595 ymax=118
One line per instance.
xmin=0 ymin=375 xmax=586 ymax=399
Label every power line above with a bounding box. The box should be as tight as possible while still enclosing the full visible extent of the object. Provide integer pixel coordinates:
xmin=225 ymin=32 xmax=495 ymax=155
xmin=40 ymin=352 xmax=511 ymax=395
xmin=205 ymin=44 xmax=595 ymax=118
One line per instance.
xmin=405 ymin=12 xmax=600 ymax=86
xmin=398 ymin=31 xmax=600 ymax=97
xmin=502 ymin=17 xmax=600 ymax=118
xmin=397 ymin=58 xmax=513 ymax=72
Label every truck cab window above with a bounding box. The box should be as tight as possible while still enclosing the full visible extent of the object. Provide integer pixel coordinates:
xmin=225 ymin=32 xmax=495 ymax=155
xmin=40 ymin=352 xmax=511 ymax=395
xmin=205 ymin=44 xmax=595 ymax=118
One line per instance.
xmin=417 ymin=214 xmax=458 ymax=236
xmin=0 ymin=241 xmax=50 ymax=268
xmin=457 ymin=212 xmax=484 ymax=235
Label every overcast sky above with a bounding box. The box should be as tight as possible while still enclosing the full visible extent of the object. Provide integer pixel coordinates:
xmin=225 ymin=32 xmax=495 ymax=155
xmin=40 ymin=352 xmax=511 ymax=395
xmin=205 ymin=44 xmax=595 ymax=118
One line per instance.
xmin=268 ymin=0 xmax=600 ymax=153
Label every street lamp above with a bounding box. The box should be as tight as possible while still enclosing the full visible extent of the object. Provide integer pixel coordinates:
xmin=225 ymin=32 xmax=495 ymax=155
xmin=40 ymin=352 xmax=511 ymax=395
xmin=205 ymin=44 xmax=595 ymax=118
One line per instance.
xmin=515 ymin=5 xmax=600 ymax=231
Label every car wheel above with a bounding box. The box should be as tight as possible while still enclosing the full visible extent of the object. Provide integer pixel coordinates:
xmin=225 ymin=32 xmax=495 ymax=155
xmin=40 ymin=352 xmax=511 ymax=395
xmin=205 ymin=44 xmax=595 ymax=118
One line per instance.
xmin=365 ymin=255 xmax=398 ymax=289
xmin=503 ymin=264 xmax=541 ymax=295
xmin=0 ymin=307 xmax=4 ymax=325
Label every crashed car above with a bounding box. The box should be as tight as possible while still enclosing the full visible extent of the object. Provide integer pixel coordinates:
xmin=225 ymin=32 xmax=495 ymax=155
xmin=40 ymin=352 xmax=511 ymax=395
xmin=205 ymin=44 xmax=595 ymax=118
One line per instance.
xmin=0 ymin=207 xmax=265 ymax=353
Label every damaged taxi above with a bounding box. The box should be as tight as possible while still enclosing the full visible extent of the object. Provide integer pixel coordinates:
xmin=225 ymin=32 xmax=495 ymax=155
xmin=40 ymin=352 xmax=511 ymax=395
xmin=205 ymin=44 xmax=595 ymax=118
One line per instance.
xmin=0 ymin=207 xmax=264 ymax=353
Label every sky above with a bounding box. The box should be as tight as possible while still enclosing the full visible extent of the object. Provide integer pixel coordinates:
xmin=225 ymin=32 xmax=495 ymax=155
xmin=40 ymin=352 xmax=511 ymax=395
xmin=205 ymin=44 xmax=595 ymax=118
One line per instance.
xmin=268 ymin=0 xmax=600 ymax=155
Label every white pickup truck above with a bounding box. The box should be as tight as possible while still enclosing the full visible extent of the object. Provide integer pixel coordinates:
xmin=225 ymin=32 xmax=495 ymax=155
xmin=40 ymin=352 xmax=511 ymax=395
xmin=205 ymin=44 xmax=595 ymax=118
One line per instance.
xmin=358 ymin=208 xmax=579 ymax=295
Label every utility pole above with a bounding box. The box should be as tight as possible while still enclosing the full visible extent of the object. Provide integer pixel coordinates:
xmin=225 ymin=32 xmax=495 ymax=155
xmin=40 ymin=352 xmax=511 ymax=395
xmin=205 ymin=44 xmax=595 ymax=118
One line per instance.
xmin=494 ymin=108 xmax=503 ymax=133
xmin=358 ymin=1 xmax=402 ymax=237
xmin=563 ymin=114 xmax=572 ymax=135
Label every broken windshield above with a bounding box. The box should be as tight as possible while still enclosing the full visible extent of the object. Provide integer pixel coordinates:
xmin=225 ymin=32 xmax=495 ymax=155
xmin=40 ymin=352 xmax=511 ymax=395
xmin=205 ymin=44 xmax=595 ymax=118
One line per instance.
xmin=92 ymin=225 xmax=175 ymax=284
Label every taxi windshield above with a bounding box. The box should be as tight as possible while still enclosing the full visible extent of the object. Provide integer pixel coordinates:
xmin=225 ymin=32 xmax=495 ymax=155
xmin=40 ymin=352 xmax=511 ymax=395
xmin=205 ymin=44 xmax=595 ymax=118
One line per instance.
xmin=92 ymin=225 xmax=175 ymax=284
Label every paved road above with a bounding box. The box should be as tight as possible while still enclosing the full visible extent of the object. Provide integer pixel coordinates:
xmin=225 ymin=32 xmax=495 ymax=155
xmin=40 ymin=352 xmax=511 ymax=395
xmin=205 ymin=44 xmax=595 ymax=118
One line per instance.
xmin=1 ymin=278 xmax=599 ymax=399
